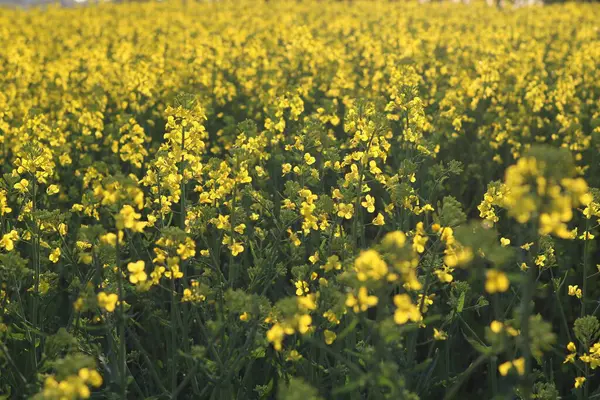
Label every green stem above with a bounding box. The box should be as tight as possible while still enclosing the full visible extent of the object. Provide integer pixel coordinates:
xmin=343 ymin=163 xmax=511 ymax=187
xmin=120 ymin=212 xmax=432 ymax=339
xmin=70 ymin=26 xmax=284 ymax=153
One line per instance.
xmin=116 ymin=234 xmax=127 ymax=399
xmin=30 ymin=177 xmax=39 ymax=373
xmin=519 ymin=229 xmax=538 ymax=400
xmin=170 ymin=278 xmax=179 ymax=395
xmin=582 ymin=217 xmax=591 ymax=317
xmin=443 ymin=354 xmax=488 ymax=400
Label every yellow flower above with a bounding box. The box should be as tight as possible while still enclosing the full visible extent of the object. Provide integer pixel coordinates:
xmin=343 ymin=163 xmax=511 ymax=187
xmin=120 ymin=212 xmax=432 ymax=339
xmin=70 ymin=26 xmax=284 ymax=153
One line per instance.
xmin=97 ymin=292 xmax=118 ymax=312
xmin=46 ymin=184 xmax=60 ymax=195
xmin=535 ymin=254 xmax=546 ymax=267
xmin=215 ymin=214 xmax=230 ymax=230
xmin=567 ymin=342 xmax=577 ymax=352
xmin=287 ymin=229 xmax=301 ymax=247
xmin=568 ymin=285 xmax=582 ymax=299
xmin=282 ymin=163 xmax=292 ymax=175
xmin=498 ymin=358 xmax=525 ymax=376
xmin=500 ymin=237 xmax=510 ymax=247
xmin=575 ymin=377 xmax=586 ymax=389
xmin=337 ymin=203 xmax=354 ymax=219
xmin=434 ymin=266 xmax=454 ymax=283
xmin=286 ymin=350 xmax=303 ymax=362
xmin=564 ymin=353 xmax=576 ymax=364
xmin=176 ymin=238 xmax=196 ymax=260
xmin=519 ymin=263 xmax=529 ymax=271
xmin=296 ymin=314 xmax=312 ymax=334
xmin=304 ymin=153 xmax=316 ymax=165
xmin=116 ymin=205 xmax=146 ymax=232
xmin=346 ymin=287 xmax=378 ymax=313
xmin=354 ymin=249 xmax=388 ymax=281
xmin=485 ymin=269 xmax=509 ymax=294
xmin=393 ymin=294 xmax=421 ymax=325
xmin=0 ymin=230 xmax=19 ymax=251
xmin=520 ymin=242 xmax=534 ymax=250
xmin=490 ymin=320 xmax=503 ymax=333
xmin=127 ymin=260 xmax=147 ymax=284
xmin=49 ymin=248 xmax=61 ymax=263
xmin=295 ymin=280 xmax=309 ymax=296
xmin=14 ymin=179 xmax=29 ymax=193
xmin=229 ymin=241 xmax=244 ymax=256
xmin=372 ymin=213 xmax=385 ymax=226
xmin=322 ymin=255 xmax=342 ymax=272
xmin=433 ymin=328 xmax=447 ymax=340
xmin=266 ymin=323 xmax=286 ymax=351
xmin=361 ymin=194 xmax=375 ymax=213
xmin=324 ymin=330 xmax=337 ymax=345
xmin=512 ymin=358 xmax=525 ymax=375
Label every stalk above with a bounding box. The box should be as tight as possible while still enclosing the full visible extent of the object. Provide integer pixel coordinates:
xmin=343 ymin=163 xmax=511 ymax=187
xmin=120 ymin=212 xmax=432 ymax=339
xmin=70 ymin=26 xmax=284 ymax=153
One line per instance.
xmin=170 ymin=278 xmax=179 ymax=395
xmin=519 ymin=224 xmax=538 ymax=400
xmin=116 ymin=233 xmax=127 ymax=399
xmin=30 ymin=177 xmax=40 ymax=372
xmin=581 ymin=217 xmax=591 ymax=317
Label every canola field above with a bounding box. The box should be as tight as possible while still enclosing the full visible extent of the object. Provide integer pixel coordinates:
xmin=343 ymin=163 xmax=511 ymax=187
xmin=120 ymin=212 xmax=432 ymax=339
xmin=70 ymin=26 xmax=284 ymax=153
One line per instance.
xmin=1 ymin=1 xmax=600 ymax=399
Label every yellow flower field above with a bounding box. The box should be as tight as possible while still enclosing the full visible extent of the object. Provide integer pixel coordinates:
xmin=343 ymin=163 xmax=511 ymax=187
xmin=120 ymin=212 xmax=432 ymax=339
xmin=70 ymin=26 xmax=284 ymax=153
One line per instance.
xmin=0 ymin=1 xmax=600 ymax=398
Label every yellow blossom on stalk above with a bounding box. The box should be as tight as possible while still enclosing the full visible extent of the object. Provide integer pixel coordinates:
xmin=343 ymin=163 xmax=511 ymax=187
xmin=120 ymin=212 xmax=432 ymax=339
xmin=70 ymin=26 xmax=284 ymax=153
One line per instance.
xmin=266 ymin=324 xmax=287 ymax=351
xmin=535 ymin=255 xmax=546 ymax=267
xmin=434 ymin=265 xmax=454 ymax=283
xmin=433 ymin=328 xmax=447 ymax=341
xmin=286 ymin=350 xmax=302 ymax=362
xmin=324 ymin=330 xmax=336 ymax=345
xmin=97 ymin=292 xmax=118 ymax=312
xmin=234 ymin=224 xmax=246 ymax=234
xmin=282 ymin=163 xmax=292 ymax=175
xmin=229 ymin=241 xmax=244 ymax=256
xmin=14 ymin=179 xmax=29 ymax=193
xmin=0 ymin=230 xmax=19 ymax=251
xmin=521 ymin=242 xmax=534 ymax=250
xmin=564 ymin=353 xmax=576 ymax=364
xmin=127 ymin=260 xmax=147 ymax=284
xmin=498 ymin=358 xmax=525 ymax=376
xmin=116 ymin=205 xmax=146 ymax=232
xmin=500 ymin=238 xmax=510 ymax=247
xmin=176 ymin=237 xmax=196 ymax=260
xmin=485 ymin=269 xmax=509 ymax=294
xmin=580 ymin=343 xmax=600 ymax=368
xmin=295 ymin=280 xmax=309 ymax=296
xmin=412 ymin=222 xmax=428 ymax=254
xmin=337 ymin=203 xmax=354 ymax=219
xmin=372 ymin=213 xmax=385 ymax=226
xmin=575 ymin=377 xmax=586 ymax=389
xmin=502 ymin=151 xmax=591 ymax=238
xmin=304 ymin=153 xmax=316 ymax=165
xmin=322 ymin=255 xmax=342 ymax=272
xmin=490 ymin=320 xmax=503 ymax=333
xmin=393 ymin=294 xmax=421 ymax=325
xmin=46 ymin=184 xmax=59 ymax=195
xmin=38 ymin=368 xmax=102 ymax=399
xmin=361 ymin=194 xmax=375 ymax=213
xmin=568 ymin=285 xmax=582 ymax=299
xmin=346 ymin=287 xmax=378 ymax=313
xmin=49 ymin=248 xmax=61 ymax=263
xmin=354 ymin=249 xmax=388 ymax=281
xmin=287 ymin=229 xmax=301 ymax=247
xmin=0 ymin=190 xmax=12 ymax=215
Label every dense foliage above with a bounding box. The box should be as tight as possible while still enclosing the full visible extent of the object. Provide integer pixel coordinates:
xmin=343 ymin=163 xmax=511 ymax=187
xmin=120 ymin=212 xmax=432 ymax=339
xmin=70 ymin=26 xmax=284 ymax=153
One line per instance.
xmin=1 ymin=1 xmax=600 ymax=399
